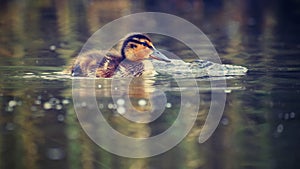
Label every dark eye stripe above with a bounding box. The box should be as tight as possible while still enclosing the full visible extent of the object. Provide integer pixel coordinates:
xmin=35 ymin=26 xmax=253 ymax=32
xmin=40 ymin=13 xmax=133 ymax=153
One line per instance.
xmin=128 ymin=39 xmax=153 ymax=49
xmin=128 ymin=34 xmax=151 ymax=42
xmin=125 ymin=34 xmax=153 ymax=48
xmin=121 ymin=34 xmax=153 ymax=58
xmin=130 ymin=44 xmax=137 ymax=48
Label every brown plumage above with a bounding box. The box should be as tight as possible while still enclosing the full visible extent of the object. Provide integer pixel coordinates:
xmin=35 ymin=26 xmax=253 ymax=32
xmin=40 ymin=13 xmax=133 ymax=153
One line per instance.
xmin=70 ymin=33 xmax=170 ymax=78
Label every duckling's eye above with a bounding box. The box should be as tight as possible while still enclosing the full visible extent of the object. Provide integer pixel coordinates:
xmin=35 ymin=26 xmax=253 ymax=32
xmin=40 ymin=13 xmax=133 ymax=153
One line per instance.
xmin=130 ymin=44 xmax=137 ymax=48
xmin=141 ymin=42 xmax=147 ymax=47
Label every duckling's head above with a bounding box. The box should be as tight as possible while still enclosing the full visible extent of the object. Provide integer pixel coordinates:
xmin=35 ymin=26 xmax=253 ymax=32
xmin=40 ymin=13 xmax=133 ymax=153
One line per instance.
xmin=120 ymin=33 xmax=171 ymax=62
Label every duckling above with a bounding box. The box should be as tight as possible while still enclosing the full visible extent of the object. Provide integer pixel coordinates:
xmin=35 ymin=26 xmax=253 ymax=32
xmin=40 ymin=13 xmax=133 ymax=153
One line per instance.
xmin=71 ymin=33 xmax=170 ymax=78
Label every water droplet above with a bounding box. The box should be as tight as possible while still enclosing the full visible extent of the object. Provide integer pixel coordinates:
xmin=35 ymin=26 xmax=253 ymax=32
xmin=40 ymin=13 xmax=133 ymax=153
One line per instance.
xmin=62 ymin=99 xmax=70 ymax=105
xmin=56 ymin=104 xmax=63 ymax=110
xmin=117 ymin=106 xmax=126 ymax=115
xmin=165 ymin=103 xmax=172 ymax=108
xmin=224 ymin=89 xmax=232 ymax=93
xmin=99 ymin=104 xmax=104 ymax=109
xmin=43 ymin=102 xmax=52 ymax=110
xmin=116 ymin=99 xmax=125 ymax=106
xmin=108 ymin=103 xmax=116 ymax=109
xmin=34 ymin=100 xmax=41 ymax=105
xmin=8 ymin=100 xmax=17 ymax=107
xmin=277 ymin=124 xmax=284 ymax=133
xmin=57 ymin=114 xmax=64 ymax=122
xmin=290 ymin=112 xmax=295 ymax=119
xmin=98 ymin=84 xmax=102 ymax=88
xmin=59 ymin=41 xmax=67 ymax=47
xmin=284 ymin=113 xmax=289 ymax=120
xmin=138 ymin=99 xmax=147 ymax=106
xmin=49 ymin=45 xmax=56 ymax=51
xmin=49 ymin=98 xmax=60 ymax=105
xmin=221 ymin=117 xmax=229 ymax=125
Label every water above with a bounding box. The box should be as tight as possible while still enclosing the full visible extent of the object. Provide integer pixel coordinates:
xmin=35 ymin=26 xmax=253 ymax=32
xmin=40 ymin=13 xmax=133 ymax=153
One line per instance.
xmin=0 ymin=0 xmax=300 ymax=169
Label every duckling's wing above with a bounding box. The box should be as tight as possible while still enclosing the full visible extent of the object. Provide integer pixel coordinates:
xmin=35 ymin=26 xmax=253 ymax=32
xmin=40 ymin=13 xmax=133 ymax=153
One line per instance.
xmin=95 ymin=52 xmax=124 ymax=78
xmin=71 ymin=50 xmax=106 ymax=77
xmin=95 ymin=59 xmax=119 ymax=78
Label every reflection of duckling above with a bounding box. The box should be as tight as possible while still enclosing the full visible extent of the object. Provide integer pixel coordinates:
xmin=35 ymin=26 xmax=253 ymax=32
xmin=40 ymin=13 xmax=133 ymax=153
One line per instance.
xmin=71 ymin=33 xmax=170 ymax=78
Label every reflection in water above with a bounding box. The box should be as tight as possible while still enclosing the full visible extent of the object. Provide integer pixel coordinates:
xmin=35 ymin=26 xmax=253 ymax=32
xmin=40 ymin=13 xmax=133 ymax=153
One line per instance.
xmin=73 ymin=75 xmax=200 ymax=158
xmin=0 ymin=0 xmax=300 ymax=169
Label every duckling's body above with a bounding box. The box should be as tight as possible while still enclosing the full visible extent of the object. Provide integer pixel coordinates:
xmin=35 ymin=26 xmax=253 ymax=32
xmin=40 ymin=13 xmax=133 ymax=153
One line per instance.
xmin=70 ymin=33 xmax=170 ymax=78
xmin=71 ymin=50 xmax=122 ymax=77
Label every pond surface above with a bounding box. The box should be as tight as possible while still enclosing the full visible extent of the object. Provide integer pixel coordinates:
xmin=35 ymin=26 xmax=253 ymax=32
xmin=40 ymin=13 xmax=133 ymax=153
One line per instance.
xmin=0 ymin=0 xmax=300 ymax=169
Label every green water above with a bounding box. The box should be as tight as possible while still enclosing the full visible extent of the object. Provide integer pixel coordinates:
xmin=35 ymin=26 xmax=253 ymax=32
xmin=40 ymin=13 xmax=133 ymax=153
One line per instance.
xmin=0 ymin=0 xmax=299 ymax=169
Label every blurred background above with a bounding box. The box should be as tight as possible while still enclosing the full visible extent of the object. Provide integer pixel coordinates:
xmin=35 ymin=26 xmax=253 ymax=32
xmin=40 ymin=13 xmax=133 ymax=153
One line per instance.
xmin=0 ymin=0 xmax=299 ymax=169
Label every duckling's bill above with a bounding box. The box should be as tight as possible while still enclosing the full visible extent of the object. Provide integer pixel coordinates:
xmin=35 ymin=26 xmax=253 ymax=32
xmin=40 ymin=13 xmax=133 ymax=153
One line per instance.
xmin=150 ymin=48 xmax=171 ymax=62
